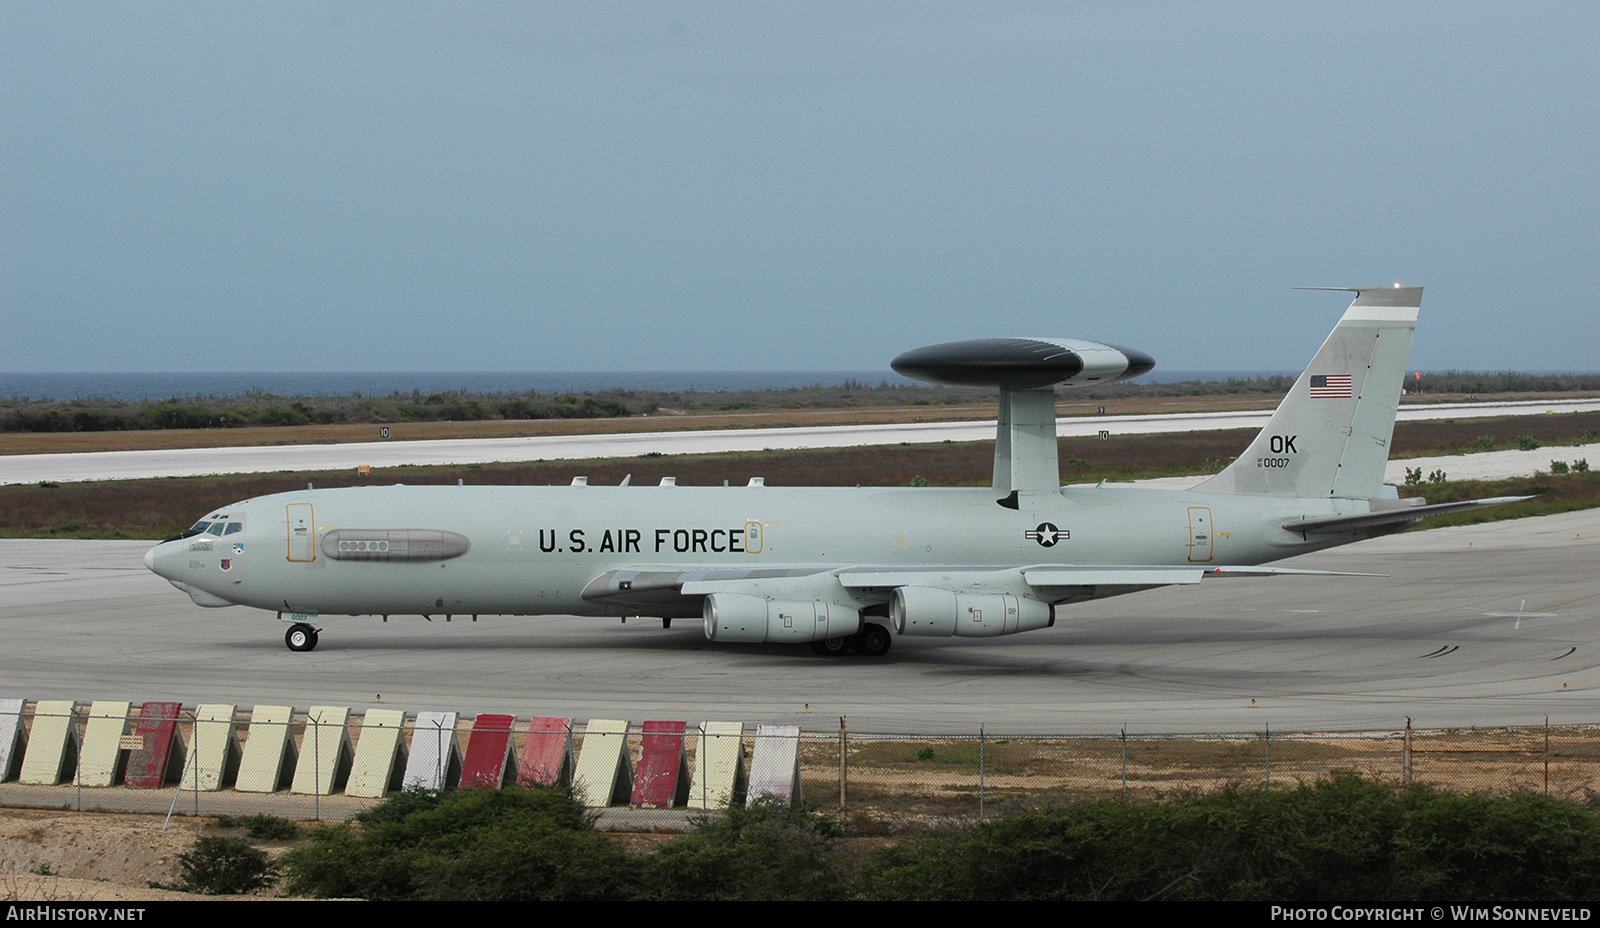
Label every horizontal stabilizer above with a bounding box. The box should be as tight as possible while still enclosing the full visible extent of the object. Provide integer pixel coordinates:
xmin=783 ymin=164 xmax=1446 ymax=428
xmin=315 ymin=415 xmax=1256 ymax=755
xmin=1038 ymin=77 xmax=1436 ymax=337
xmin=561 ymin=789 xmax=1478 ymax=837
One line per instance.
xmin=1281 ymin=496 xmax=1532 ymax=534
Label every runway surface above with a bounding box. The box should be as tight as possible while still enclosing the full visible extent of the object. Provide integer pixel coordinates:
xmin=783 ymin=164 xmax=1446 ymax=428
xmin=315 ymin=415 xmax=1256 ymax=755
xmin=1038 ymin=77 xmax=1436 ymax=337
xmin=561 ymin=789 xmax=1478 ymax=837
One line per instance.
xmin=5 ymin=397 xmax=1598 ymax=485
xmin=2 ymin=508 xmax=1596 ymax=735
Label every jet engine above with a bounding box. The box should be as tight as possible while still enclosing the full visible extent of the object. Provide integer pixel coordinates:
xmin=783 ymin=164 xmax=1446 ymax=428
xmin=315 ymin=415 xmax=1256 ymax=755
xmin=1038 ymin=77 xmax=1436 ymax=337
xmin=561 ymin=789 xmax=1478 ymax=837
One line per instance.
xmin=890 ymin=586 xmax=1054 ymax=638
xmin=702 ymin=593 xmax=862 ymax=644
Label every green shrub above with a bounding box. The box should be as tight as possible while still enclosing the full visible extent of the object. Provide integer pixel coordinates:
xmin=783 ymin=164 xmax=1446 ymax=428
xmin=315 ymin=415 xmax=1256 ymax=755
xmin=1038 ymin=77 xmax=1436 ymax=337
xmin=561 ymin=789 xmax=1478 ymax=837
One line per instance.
xmin=641 ymin=799 xmax=850 ymax=901
xmin=172 ymin=835 xmax=278 ymax=895
xmin=1476 ymin=435 xmax=1497 ymax=451
xmin=213 ymin=814 xmax=303 ymax=841
xmin=1519 ymin=434 xmax=1542 ymax=450
xmin=280 ymin=787 xmax=631 ymax=901
xmin=857 ymin=775 xmax=1600 ymax=901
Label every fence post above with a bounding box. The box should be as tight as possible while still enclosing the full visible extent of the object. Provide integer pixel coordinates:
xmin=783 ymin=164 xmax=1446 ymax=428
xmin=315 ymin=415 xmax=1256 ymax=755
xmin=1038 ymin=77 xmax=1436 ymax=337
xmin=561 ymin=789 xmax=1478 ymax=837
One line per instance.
xmin=978 ymin=725 xmax=985 ymax=822
xmin=312 ymin=713 xmax=321 ymax=822
xmin=1544 ymin=716 xmax=1550 ymax=797
xmin=190 ymin=708 xmax=200 ymax=816
xmin=1403 ymin=717 xmax=1412 ymax=785
xmin=1265 ymin=723 xmax=1271 ymax=787
xmin=73 ymin=705 xmax=82 ymax=812
xmin=837 ymin=716 xmax=847 ymax=811
xmin=1120 ymin=727 xmax=1128 ymax=802
xmin=426 ymin=716 xmax=447 ymax=791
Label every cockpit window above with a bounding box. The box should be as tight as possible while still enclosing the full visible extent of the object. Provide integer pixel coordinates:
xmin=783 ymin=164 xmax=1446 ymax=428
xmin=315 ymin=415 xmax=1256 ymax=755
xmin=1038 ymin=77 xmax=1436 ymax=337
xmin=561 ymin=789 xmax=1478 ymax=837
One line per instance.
xmin=189 ymin=521 xmax=212 ymax=533
xmin=207 ymin=522 xmax=226 ymax=536
xmin=224 ymin=523 xmax=243 ymax=535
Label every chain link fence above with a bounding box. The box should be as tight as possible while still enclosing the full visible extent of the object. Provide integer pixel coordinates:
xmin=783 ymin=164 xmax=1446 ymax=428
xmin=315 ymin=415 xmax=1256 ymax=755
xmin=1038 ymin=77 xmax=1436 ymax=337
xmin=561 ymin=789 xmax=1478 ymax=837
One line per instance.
xmin=1 ymin=703 xmax=1595 ymax=831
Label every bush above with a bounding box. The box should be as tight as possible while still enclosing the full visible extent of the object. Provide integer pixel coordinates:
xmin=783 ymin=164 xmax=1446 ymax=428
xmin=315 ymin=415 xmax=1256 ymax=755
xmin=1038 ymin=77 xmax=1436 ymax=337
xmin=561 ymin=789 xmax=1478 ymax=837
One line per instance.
xmin=213 ymin=814 xmax=303 ymax=841
xmin=1519 ymin=434 xmax=1542 ymax=451
xmin=280 ymin=787 xmax=631 ymax=900
xmin=172 ymin=835 xmax=278 ymax=895
xmin=641 ymin=799 xmax=850 ymax=901
xmin=857 ymin=775 xmax=1600 ymax=901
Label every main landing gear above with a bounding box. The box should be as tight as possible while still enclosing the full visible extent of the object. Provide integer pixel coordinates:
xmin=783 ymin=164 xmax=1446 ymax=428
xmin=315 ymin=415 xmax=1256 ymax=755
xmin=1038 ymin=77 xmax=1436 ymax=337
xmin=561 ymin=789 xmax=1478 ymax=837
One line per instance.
xmin=809 ymin=637 xmax=851 ymax=657
xmin=285 ymin=623 xmax=320 ymax=652
xmin=809 ymin=623 xmax=891 ymax=657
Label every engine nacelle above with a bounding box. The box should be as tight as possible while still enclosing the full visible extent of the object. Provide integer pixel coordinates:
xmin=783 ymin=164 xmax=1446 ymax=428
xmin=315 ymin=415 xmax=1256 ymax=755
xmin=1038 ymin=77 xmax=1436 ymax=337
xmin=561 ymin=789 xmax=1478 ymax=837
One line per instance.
xmin=703 ymin=593 xmax=862 ymax=644
xmin=890 ymin=586 xmax=1054 ymax=638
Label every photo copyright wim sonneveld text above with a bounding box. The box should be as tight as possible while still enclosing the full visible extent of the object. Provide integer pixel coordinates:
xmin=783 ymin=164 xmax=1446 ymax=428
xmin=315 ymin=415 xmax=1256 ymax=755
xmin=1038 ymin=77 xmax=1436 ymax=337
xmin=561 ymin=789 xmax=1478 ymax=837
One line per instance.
xmin=1272 ymin=909 xmax=1592 ymax=922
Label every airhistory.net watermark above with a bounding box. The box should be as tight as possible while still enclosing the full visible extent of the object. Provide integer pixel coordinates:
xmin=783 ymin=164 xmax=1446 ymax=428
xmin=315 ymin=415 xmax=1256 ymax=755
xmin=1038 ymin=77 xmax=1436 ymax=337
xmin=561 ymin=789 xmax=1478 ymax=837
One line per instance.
xmin=4 ymin=908 xmax=145 ymax=922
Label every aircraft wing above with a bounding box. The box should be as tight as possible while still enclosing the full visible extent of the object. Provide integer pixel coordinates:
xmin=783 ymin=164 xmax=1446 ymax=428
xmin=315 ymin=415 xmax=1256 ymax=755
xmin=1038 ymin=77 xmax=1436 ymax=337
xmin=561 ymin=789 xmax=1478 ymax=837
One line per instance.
xmin=583 ymin=563 xmax=1379 ymax=611
xmin=1281 ymin=496 xmax=1532 ymax=535
xmin=581 ymin=566 xmax=837 ymax=610
xmin=835 ymin=564 xmax=1377 ymax=591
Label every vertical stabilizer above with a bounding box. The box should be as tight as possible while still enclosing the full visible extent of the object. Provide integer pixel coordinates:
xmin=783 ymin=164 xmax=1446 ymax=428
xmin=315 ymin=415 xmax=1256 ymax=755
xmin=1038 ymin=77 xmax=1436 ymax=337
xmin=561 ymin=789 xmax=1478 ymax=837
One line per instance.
xmin=1194 ymin=286 xmax=1421 ymax=499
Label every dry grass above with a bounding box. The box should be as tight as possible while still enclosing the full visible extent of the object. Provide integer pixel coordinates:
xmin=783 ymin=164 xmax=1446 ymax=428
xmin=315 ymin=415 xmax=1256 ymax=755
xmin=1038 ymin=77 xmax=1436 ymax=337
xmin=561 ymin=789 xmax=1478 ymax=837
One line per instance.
xmin=799 ymin=727 xmax=1600 ymax=820
xmin=9 ymin=409 xmax=1600 ymax=539
xmin=9 ymin=406 xmax=1600 ymax=537
xmin=1 ymin=429 xmax=1257 ymax=538
xmin=0 ymin=393 xmax=1297 ymax=456
xmin=5 ymin=388 xmax=1595 ymax=457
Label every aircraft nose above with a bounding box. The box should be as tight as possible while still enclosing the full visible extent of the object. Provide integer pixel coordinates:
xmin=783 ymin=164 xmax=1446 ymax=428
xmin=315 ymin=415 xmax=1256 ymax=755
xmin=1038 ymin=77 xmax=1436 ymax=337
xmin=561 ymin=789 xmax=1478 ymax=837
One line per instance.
xmin=145 ymin=541 xmax=180 ymax=581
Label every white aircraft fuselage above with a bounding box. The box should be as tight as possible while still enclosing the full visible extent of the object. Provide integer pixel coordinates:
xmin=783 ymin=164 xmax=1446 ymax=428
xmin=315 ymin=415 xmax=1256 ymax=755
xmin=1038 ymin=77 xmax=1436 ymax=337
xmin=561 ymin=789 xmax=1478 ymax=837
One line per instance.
xmin=144 ymin=285 xmax=1523 ymax=655
xmin=148 ymin=481 xmax=1364 ymax=619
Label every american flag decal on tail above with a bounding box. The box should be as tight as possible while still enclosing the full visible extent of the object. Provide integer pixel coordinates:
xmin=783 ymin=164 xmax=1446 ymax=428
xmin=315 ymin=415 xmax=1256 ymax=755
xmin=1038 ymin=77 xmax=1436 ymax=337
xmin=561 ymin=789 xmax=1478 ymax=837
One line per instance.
xmin=1309 ymin=374 xmax=1353 ymax=398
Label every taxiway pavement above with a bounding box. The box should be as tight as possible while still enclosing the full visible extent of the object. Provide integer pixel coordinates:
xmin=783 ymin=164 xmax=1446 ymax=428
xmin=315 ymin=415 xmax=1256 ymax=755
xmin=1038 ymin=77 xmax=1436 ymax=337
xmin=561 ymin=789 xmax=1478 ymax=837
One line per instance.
xmin=2 ymin=508 xmax=1595 ymax=734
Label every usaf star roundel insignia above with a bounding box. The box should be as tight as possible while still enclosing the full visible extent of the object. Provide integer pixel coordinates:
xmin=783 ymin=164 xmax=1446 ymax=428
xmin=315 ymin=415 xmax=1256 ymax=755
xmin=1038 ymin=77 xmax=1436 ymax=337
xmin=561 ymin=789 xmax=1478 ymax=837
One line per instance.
xmin=1025 ymin=522 xmax=1063 ymax=547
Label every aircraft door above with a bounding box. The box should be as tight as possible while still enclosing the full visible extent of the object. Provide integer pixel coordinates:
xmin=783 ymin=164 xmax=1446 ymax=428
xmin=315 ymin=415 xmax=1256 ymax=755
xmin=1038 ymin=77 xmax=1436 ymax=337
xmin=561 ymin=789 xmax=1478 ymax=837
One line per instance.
xmin=1186 ymin=507 xmax=1213 ymax=562
xmin=287 ymin=504 xmax=315 ymax=562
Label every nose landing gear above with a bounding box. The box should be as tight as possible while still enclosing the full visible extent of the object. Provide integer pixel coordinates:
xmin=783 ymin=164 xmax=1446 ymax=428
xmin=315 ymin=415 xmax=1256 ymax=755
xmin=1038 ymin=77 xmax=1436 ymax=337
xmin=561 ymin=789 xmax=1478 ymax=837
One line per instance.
xmin=285 ymin=623 xmax=320 ymax=652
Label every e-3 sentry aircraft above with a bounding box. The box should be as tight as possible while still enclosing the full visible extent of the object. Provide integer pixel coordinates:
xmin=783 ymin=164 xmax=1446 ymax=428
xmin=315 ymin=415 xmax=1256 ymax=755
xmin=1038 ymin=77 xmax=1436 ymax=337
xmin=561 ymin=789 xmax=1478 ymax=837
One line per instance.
xmin=146 ymin=285 xmax=1523 ymax=655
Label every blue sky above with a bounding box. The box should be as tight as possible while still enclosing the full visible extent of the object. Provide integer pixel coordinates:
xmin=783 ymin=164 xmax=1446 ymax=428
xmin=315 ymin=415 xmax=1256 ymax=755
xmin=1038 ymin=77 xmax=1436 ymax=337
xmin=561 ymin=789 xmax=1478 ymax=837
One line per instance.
xmin=3 ymin=3 xmax=1596 ymax=373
